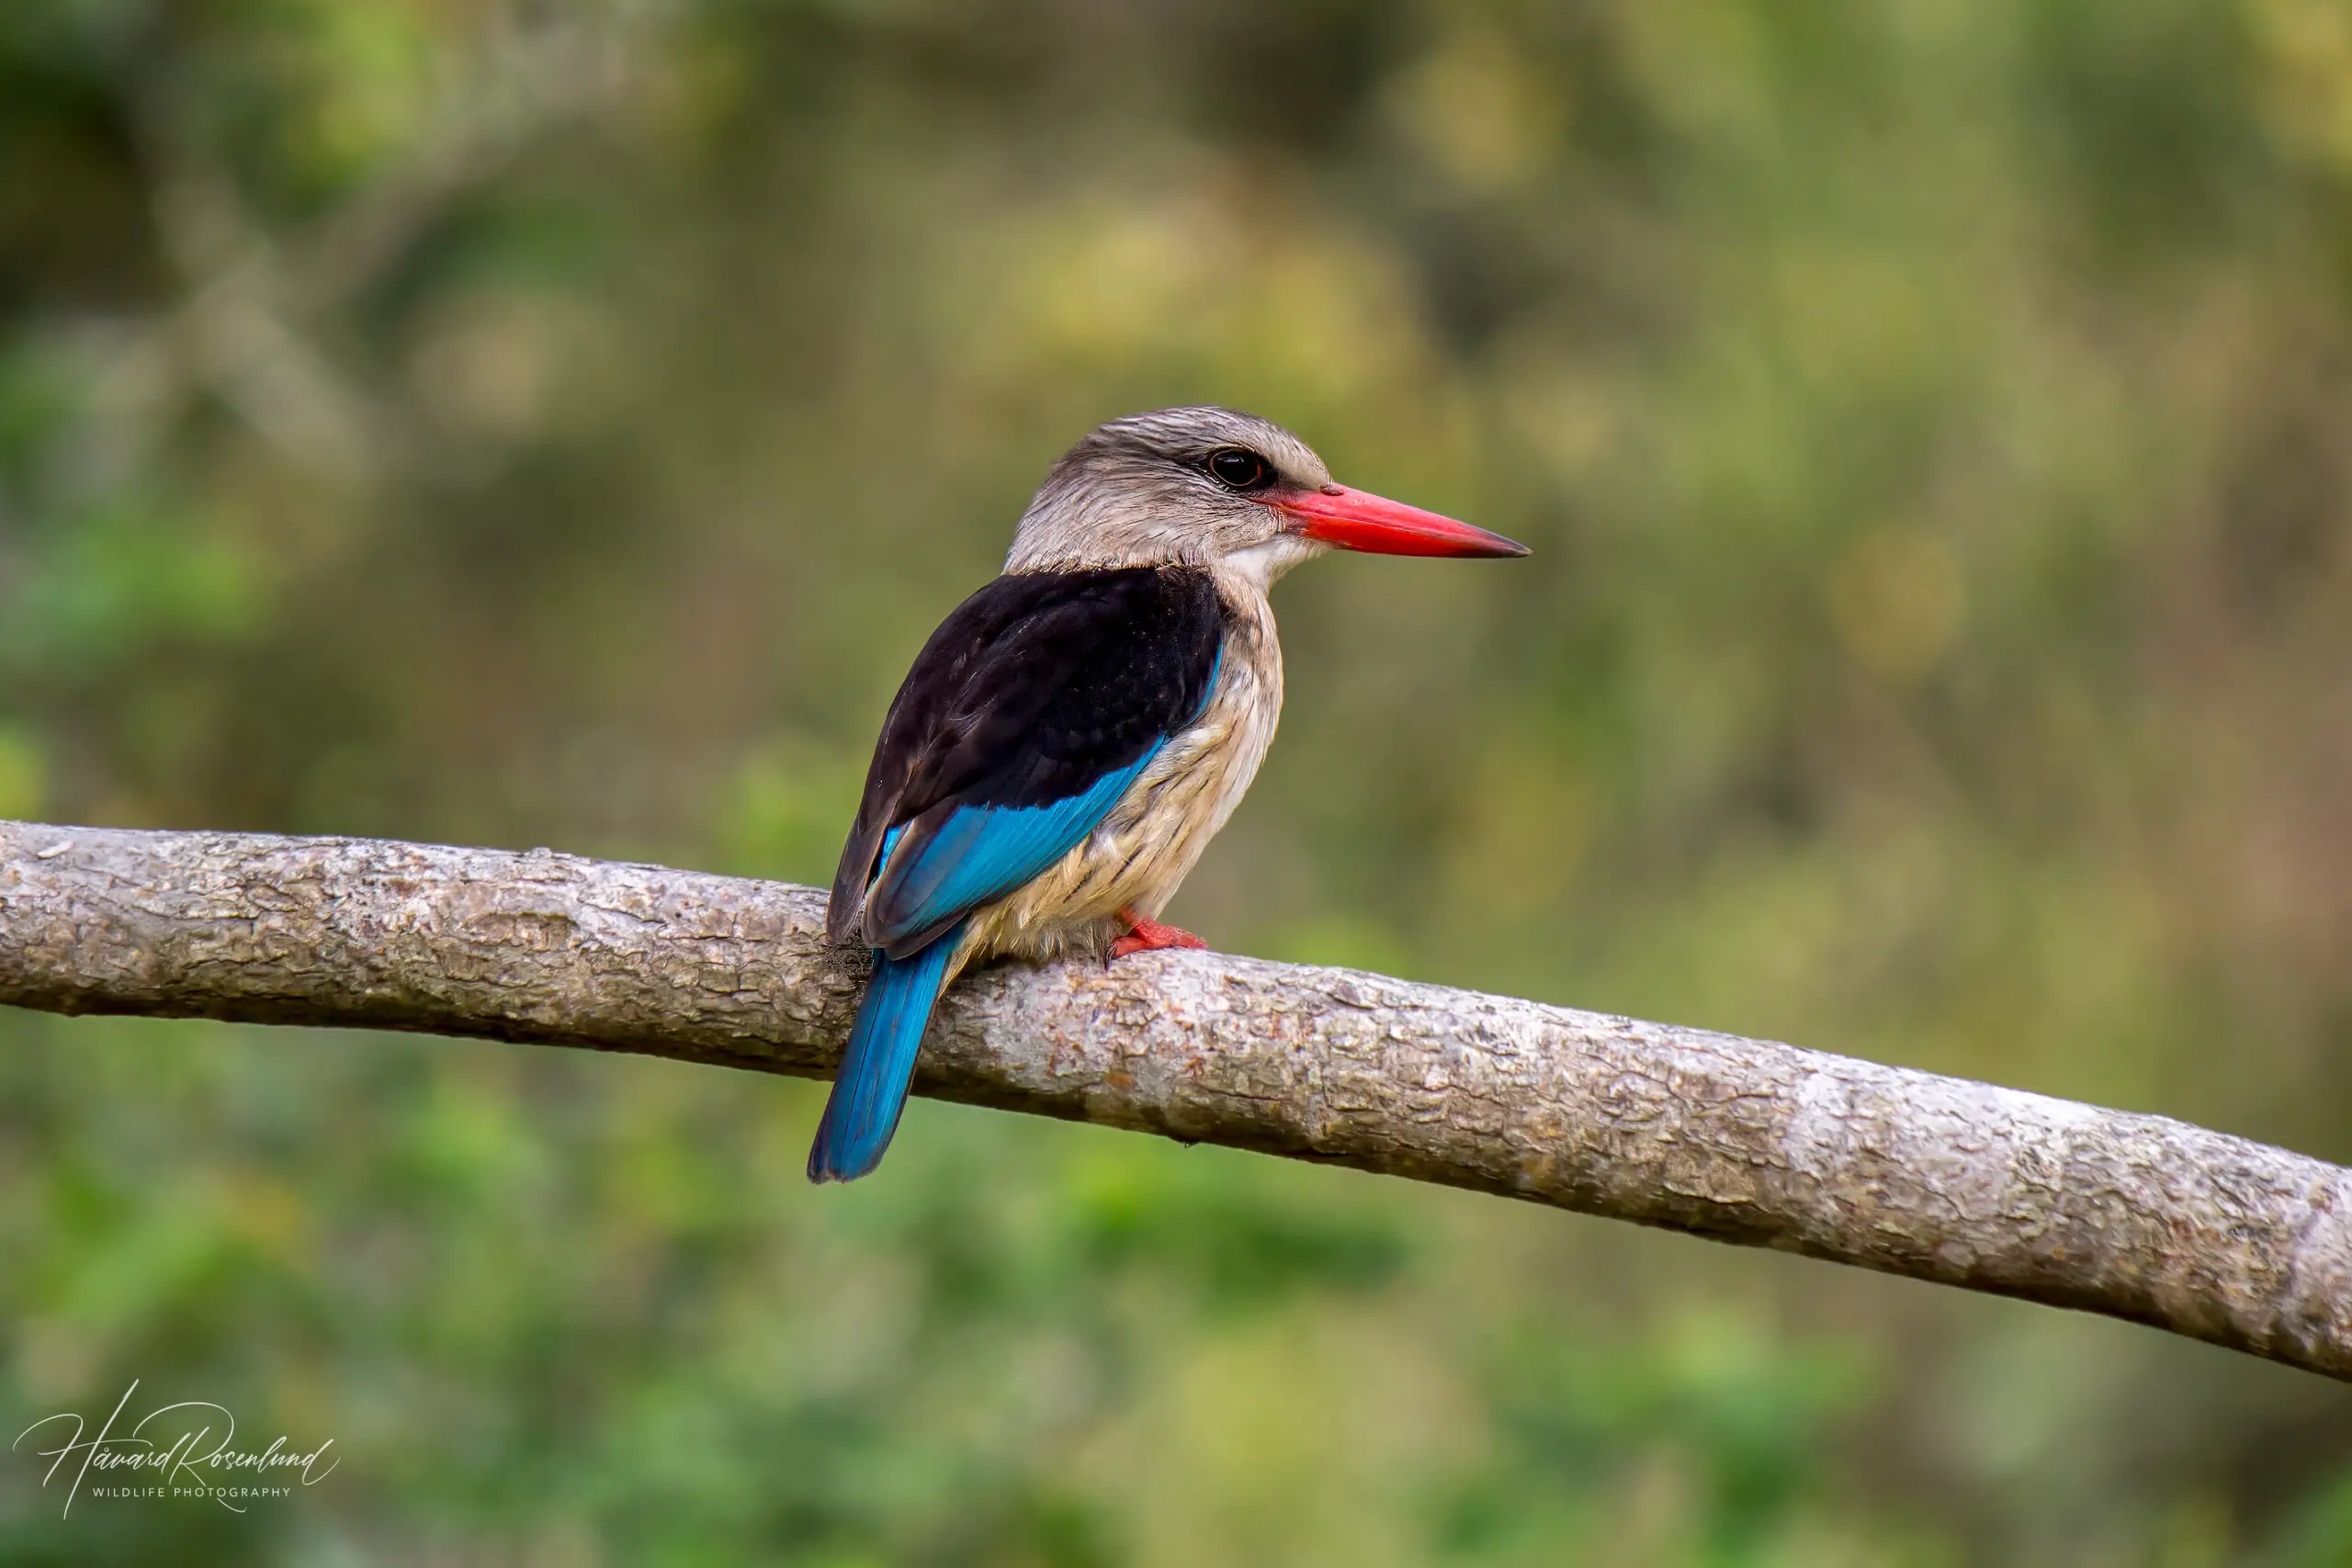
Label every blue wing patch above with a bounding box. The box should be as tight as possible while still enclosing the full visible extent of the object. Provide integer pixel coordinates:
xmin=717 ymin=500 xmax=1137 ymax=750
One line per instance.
xmin=858 ymin=645 xmax=1223 ymax=959
xmin=865 ymin=748 xmax=1159 ymax=956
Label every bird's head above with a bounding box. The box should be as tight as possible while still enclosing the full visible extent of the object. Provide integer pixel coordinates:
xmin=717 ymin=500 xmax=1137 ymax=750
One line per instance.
xmin=1004 ymin=407 xmax=1527 ymax=587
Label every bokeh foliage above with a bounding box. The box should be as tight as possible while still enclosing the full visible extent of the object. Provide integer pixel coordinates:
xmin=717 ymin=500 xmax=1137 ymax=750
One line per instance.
xmin=3 ymin=0 xmax=2351 ymax=1561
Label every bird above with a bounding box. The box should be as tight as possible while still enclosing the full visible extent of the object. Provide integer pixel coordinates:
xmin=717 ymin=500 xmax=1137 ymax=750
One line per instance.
xmin=808 ymin=406 xmax=1528 ymax=1182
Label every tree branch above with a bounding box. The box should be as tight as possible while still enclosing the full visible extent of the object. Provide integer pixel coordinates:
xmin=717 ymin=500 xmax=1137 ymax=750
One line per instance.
xmin=3 ymin=820 xmax=2347 ymax=1381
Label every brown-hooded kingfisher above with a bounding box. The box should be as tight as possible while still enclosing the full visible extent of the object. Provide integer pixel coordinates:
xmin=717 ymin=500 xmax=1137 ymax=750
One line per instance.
xmin=811 ymin=407 xmax=1527 ymax=1181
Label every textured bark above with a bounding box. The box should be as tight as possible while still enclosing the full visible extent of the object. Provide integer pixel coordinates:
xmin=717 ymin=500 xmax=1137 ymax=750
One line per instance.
xmin=3 ymin=820 xmax=2347 ymax=1381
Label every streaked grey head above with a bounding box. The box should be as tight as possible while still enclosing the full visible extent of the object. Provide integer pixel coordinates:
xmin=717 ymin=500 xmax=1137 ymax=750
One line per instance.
xmin=1005 ymin=406 xmax=1331 ymax=585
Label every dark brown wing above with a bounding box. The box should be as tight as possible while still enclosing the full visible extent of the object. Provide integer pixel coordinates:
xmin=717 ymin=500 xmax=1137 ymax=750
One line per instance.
xmin=825 ymin=565 xmax=1226 ymax=948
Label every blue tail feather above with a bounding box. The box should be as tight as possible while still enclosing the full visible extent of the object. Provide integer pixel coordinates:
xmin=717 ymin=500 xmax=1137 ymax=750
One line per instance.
xmin=807 ymin=921 xmax=965 ymax=1183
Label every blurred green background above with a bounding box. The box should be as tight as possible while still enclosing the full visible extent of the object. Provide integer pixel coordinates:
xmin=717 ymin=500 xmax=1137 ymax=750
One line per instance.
xmin=4 ymin=0 xmax=2351 ymax=1562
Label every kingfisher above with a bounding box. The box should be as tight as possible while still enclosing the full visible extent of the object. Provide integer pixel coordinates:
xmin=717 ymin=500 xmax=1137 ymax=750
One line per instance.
xmin=810 ymin=407 xmax=1527 ymax=1182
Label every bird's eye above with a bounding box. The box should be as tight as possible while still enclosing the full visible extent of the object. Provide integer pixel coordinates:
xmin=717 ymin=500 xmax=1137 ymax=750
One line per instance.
xmin=1205 ymin=447 xmax=1275 ymax=491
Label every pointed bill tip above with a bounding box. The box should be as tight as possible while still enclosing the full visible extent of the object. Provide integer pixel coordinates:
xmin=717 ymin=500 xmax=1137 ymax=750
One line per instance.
xmin=1277 ymin=484 xmax=1530 ymax=559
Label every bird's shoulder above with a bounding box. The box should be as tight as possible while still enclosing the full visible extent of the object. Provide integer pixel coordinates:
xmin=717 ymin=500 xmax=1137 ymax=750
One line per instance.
xmin=892 ymin=566 xmax=1227 ymax=768
xmin=910 ymin=563 xmax=1222 ymax=675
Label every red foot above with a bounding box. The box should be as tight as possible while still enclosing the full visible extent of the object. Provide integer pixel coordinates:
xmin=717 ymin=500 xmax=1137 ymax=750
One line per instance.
xmin=1110 ymin=908 xmax=1208 ymax=960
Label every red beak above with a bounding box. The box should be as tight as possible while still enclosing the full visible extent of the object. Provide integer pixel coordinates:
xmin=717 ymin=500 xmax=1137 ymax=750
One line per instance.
xmin=1274 ymin=484 xmax=1529 ymax=558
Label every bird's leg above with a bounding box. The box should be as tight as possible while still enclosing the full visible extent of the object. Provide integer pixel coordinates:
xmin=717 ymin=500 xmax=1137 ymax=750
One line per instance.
xmin=1110 ymin=906 xmax=1208 ymax=960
